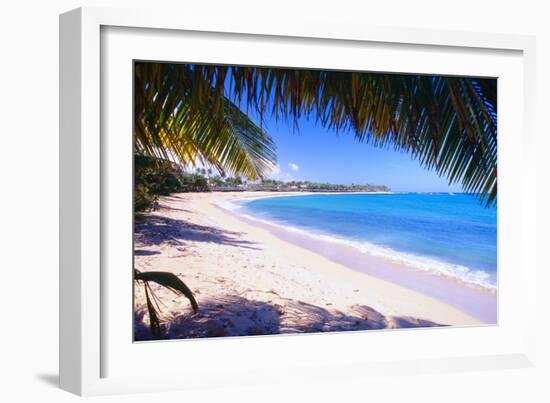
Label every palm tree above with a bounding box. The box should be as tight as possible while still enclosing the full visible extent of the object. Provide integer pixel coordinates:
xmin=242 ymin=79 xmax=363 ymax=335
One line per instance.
xmin=135 ymin=63 xmax=497 ymax=205
xmin=134 ymin=62 xmax=497 ymax=338
xmin=134 ymin=63 xmax=277 ymax=181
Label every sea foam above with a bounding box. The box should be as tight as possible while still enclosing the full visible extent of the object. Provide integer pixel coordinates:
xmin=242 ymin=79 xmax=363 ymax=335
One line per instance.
xmin=217 ymin=197 xmax=497 ymax=292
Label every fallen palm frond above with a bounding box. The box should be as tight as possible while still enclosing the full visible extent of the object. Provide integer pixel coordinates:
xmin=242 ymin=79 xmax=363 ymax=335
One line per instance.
xmin=134 ymin=269 xmax=199 ymax=338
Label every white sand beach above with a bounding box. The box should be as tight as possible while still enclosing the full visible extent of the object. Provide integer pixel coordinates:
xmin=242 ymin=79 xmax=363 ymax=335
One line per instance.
xmin=134 ymin=191 xmax=483 ymax=340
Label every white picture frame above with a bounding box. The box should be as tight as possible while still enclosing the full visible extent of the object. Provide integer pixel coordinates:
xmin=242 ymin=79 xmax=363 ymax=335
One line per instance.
xmin=59 ymin=6 xmax=537 ymax=396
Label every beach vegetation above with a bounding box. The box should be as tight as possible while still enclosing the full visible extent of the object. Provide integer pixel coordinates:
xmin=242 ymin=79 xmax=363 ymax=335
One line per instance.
xmin=134 ymin=153 xmax=184 ymax=212
xmin=134 ymin=154 xmax=213 ymax=213
xmin=133 ymin=62 xmax=498 ymax=338
xmin=135 ymin=63 xmax=497 ymax=205
xmin=134 ymin=63 xmax=277 ymax=182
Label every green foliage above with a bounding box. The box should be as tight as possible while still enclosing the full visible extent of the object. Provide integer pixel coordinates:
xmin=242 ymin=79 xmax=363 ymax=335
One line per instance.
xmin=135 ymin=154 xmax=183 ymax=195
xmin=209 ymin=175 xmax=225 ymax=187
xmin=134 ymin=183 xmax=158 ymax=212
xmin=255 ymin=179 xmax=389 ymax=192
xmin=135 ymin=63 xmax=277 ymax=181
xmin=134 ymin=154 xmax=181 ymax=212
xmin=224 ymin=176 xmax=243 ymax=186
xmin=135 ymin=63 xmax=497 ymax=205
xmin=179 ymin=172 xmax=209 ymax=192
xmin=134 ymin=154 xmax=213 ymax=212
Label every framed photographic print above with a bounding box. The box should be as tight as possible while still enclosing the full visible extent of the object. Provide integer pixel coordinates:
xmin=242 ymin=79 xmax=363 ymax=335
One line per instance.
xmin=60 ymin=6 xmax=537 ymax=396
xmin=132 ymin=61 xmax=498 ymax=341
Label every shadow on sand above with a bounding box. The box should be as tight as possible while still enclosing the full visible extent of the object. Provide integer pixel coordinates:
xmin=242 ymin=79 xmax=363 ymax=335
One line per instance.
xmin=135 ymin=214 xmax=260 ymax=250
xmin=134 ymin=295 xmax=444 ymax=341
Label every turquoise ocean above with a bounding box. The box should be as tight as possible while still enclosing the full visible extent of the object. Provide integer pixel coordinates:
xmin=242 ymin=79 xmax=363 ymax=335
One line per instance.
xmin=236 ymin=193 xmax=497 ymax=291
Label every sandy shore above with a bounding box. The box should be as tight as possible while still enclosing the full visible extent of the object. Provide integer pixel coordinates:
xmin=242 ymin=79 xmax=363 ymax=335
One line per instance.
xmin=134 ymin=191 xmax=482 ymax=340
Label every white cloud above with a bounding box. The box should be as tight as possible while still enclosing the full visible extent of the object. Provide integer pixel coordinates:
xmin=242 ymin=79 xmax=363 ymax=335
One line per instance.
xmin=288 ymin=162 xmax=300 ymax=171
xmin=267 ymin=163 xmax=295 ymax=181
xmin=278 ymin=172 xmax=295 ymax=181
xmin=268 ymin=163 xmax=281 ymax=176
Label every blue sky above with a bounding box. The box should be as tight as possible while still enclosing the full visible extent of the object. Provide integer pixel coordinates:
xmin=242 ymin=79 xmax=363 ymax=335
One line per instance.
xmin=210 ymin=67 xmax=463 ymax=193
xmin=261 ymin=115 xmax=462 ymax=193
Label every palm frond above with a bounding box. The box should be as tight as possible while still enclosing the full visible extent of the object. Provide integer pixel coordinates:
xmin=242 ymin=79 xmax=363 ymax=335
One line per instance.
xmin=143 ymin=281 xmax=162 ymax=338
xmin=135 ymin=269 xmax=199 ymax=338
xmin=135 ymin=269 xmax=198 ymax=312
xmin=135 ymin=63 xmax=277 ymax=180
xmin=136 ymin=63 xmax=497 ymax=205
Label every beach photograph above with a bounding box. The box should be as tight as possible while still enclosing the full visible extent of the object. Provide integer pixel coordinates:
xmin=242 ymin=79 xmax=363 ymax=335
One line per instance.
xmin=133 ymin=62 xmax=497 ymax=341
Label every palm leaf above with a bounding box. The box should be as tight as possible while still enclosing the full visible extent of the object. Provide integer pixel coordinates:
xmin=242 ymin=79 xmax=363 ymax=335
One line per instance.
xmin=135 ymin=63 xmax=497 ymax=205
xmin=143 ymin=282 xmax=162 ymax=338
xmin=135 ymin=63 xmax=277 ymax=181
xmin=135 ymin=270 xmax=199 ymax=313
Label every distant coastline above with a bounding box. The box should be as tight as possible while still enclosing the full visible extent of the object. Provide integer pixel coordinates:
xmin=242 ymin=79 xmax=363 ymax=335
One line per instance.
xmin=210 ymin=187 xmax=393 ymax=193
xmin=132 ymin=63 xmax=498 ymax=341
xmin=208 ymin=178 xmax=391 ymax=193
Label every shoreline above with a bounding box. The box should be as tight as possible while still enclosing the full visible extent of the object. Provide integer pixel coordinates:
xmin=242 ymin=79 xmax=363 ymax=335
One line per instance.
xmin=218 ymin=192 xmax=497 ymax=323
xmin=134 ymin=191 xmax=486 ymax=340
xmin=215 ymin=190 xmax=394 ymax=205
